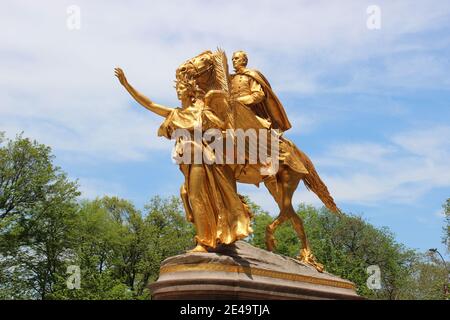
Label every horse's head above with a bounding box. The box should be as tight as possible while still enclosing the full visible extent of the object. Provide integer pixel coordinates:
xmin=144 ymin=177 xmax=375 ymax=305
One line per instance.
xmin=176 ymin=50 xmax=215 ymax=91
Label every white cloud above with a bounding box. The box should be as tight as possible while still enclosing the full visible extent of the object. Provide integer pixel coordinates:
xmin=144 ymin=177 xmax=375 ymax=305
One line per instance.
xmin=434 ymin=208 xmax=446 ymax=218
xmin=321 ymin=143 xmax=396 ymax=166
xmin=76 ymin=177 xmax=125 ymax=199
xmin=1 ymin=0 xmax=450 ymax=163
xmin=285 ymin=113 xmax=319 ymax=134
xmin=392 ymin=126 xmax=450 ymax=160
xmin=239 ymin=124 xmax=450 ymax=215
xmin=316 ymin=126 xmax=450 ymax=205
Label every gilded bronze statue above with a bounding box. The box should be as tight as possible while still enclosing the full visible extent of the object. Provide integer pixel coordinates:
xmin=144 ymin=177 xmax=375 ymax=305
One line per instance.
xmin=115 ymin=49 xmax=341 ymax=272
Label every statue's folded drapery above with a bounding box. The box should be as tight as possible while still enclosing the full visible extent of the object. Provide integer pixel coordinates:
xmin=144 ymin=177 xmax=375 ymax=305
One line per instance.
xmin=230 ymin=101 xmax=309 ymax=185
xmin=157 ymin=104 xmax=253 ymax=248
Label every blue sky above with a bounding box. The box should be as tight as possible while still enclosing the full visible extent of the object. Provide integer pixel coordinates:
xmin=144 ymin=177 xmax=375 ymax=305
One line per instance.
xmin=1 ymin=0 xmax=449 ymax=255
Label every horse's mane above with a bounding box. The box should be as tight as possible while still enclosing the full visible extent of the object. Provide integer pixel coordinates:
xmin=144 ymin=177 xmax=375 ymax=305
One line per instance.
xmin=179 ymin=49 xmax=235 ymax=127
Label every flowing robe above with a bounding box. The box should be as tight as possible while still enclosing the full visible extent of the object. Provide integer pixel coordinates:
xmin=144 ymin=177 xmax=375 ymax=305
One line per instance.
xmin=157 ymin=100 xmax=253 ymax=248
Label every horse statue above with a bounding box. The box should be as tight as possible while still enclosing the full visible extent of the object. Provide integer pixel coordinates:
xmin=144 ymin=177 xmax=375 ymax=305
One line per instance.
xmin=175 ymin=49 xmax=342 ymax=272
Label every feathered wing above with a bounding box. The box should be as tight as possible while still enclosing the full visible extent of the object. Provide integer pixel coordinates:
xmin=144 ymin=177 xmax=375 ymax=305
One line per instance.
xmin=213 ymin=48 xmax=231 ymax=94
xmin=212 ymin=48 xmax=234 ymax=128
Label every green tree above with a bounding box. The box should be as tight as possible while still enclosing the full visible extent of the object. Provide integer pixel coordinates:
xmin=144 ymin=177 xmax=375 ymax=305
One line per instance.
xmin=0 ymin=133 xmax=80 ymax=299
xmin=141 ymin=196 xmax=196 ymax=288
xmin=247 ymin=201 xmax=272 ymax=250
xmin=398 ymin=253 xmax=448 ymax=300
xmin=0 ymin=133 xmax=63 ymax=221
xmin=49 ymin=198 xmax=138 ymax=300
xmin=249 ymin=203 xmax=417 ymax=299
xmin=300 ymin=205 xmax=417 ymax=299
xmin=50 ymin=196 xmax=195 ymax=300
xmin=5 ymin=132 xmax=446 ymax=300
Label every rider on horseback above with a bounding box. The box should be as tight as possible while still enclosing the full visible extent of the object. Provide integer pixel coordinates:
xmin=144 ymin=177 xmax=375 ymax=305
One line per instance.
xmin=230 ymin=50 xmax=291 ymax=132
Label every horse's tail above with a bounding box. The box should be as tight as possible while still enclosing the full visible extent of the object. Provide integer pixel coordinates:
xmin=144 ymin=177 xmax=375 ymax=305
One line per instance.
xmin=296 ymin=149 xmax=341 ymax=215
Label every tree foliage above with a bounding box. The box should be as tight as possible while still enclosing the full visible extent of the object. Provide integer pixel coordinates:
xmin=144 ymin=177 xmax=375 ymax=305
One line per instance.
xmin=0 ymin=133 xmax=448 ymax=300
xmin=0 ymin=133 xmax=80 ymax=299
xmin=249 ymin=203 xmax=446 ymax=299
xmin=49 ymin=196 xmax=195 ymax=300
xmin=0 ymin=134 xmax=194 ymax=299
xmin=398 ymin=253 xmax=448 ymax=300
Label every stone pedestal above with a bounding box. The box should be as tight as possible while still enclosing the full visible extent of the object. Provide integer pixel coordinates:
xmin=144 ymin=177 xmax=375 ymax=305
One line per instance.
xmin=149 ymin=241 xmax=362 ymax=300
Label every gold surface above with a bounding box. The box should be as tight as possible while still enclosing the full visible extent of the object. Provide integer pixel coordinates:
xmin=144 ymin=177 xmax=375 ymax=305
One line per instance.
xmin=160 ymin=263 xmax=355 ymax=290
xmin=115 ymin=49 xmax=341 ymax=272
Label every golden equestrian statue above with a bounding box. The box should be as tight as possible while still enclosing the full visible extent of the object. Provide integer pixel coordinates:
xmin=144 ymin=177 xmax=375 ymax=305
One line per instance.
xmin=115 ymin=49 xmax=341 ymax=272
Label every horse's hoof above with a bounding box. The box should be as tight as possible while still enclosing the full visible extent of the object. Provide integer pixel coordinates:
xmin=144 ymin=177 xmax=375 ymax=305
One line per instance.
xmin=298 ymin=249 xmax=324 ymax=273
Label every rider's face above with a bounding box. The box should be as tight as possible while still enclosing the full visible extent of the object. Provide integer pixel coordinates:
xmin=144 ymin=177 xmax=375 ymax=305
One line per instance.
xmin=232 ymin=53 xmax=246 ymax=71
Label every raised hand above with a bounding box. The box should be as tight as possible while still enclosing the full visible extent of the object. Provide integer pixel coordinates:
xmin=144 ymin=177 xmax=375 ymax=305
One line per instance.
xmin=114 ymin=67 xmax=128 ymax=86
xmin=114 ymin=67 xmax=172 ymax=117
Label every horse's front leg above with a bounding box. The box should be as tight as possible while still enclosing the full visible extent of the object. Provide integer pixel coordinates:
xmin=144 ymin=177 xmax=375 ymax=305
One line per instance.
xmin=263 ymin=175 xmax=284 ymax=251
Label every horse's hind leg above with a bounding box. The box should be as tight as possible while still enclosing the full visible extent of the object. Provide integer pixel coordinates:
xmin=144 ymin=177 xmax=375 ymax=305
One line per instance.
xmin=265 ymin=214 xmax=288 ymax=251
xmin=280 ymin=168 xmax=325 ymax=272
xmin=264 ymin=166 xmax=324 ymax=274
xmin=278 ymin=168 xmax=307 ymax=249
xmin=263 ymin=166 xmax=299 ymax=252
xmin=263 ymin=174 xmax=286 ymax=251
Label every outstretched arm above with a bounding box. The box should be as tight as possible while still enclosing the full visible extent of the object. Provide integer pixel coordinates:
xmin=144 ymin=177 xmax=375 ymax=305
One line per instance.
xmin=114 ymin=67 xmax=172 ymax=117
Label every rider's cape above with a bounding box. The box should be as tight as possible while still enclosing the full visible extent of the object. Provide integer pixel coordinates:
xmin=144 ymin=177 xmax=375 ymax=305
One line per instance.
xmin=241 ymin=68 xmax=292 ymax=132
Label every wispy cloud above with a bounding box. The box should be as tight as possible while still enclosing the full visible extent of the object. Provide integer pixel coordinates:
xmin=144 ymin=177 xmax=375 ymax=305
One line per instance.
xmin=1 ymin=0 xmax=450 ymax=163
xmin=316 ymin=125 xmax=450 ymax=205
xmin=76 ymin=177 xmax=125 ymax=199
xmin=241 ymin=125 xmax=450 ymax=216
xmin=1 ymin=1 xmax=448 ymax=254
